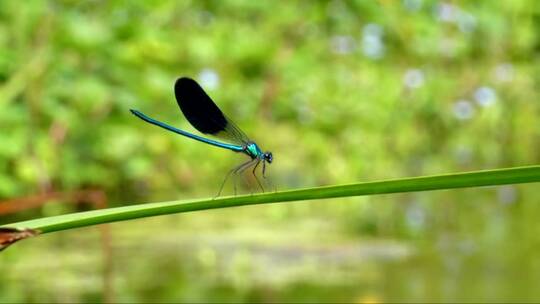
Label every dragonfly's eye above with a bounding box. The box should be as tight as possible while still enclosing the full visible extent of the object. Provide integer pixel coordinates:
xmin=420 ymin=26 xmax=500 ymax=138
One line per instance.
xmin=265 ymin=152 xmax=273 ymax=163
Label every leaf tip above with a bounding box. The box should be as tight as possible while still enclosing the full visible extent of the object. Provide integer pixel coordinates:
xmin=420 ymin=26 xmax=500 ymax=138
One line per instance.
xmin=0 ymin=227 xmax=40 ymax=252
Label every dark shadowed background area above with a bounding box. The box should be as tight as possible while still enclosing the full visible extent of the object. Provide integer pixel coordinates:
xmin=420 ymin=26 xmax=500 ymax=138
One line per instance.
xmin=1 ymin=0 xmax=539 ymax=302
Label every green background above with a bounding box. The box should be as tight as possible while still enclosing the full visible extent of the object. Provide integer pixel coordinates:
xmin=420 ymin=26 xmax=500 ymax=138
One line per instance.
xmin=1 ymin=0 xmax=539 ymax=302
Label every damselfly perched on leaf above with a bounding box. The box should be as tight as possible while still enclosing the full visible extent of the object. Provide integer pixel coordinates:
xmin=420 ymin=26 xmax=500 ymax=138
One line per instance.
xmin=130 ymin=77 xmax=273 ymax=196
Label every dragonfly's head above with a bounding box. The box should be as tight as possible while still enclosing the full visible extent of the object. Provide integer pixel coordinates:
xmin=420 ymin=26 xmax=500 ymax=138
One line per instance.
xmin=263 ymin=152 xmax=273 ymax=164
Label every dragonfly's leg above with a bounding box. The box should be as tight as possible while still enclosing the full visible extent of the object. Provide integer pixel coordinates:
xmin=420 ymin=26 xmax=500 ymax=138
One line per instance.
xmin=215 ymin=160 xmax=253 ymax=198
xmin=215 ymin=167 xmax=236 ymax=198
xmin=262 ymin=160 xmax=277 ymax=192
xmin=236 ymin=159 xmax=259 ymax=195
xmin=239 ymin=163 xmax=253 ymax=195
xmin=232 ymin=171 xmax=238 ymax=196
xmin=233 ymin=159 xmax=258 ymax=195
xmin=250 ymin=160 xmax=264 ymax=193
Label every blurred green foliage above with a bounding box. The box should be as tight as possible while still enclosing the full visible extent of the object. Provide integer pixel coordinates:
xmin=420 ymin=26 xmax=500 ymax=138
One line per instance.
xmin=1 ymin=0 xmax=539 ymax=302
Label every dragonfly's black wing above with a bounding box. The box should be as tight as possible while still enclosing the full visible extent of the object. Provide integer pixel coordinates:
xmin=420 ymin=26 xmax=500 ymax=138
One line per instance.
xmin=174 ymin=77 xmax=250 ymax=146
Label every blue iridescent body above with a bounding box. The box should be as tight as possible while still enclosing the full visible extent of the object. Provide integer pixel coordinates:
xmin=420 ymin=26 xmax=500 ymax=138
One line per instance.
xmin=245 ymin=142 xmax=264 ymax=159
xmin=129 ymin=110 xmax=271 ymax=161
xmin=130 ymin=77 xmax=272 ymax=195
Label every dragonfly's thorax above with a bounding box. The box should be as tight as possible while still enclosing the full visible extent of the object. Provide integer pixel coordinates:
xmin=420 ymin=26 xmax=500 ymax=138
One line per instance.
xmin=244 ymin=142 xmax=263 ymax=159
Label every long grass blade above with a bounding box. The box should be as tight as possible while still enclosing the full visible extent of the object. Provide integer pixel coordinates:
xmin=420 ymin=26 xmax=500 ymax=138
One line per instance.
xmin=4 ymin=165 xmax=540 ymax=235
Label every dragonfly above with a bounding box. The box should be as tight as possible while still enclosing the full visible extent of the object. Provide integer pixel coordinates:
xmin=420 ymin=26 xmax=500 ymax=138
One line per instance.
xmin=130 ymin=77 xmax=273 ymax=196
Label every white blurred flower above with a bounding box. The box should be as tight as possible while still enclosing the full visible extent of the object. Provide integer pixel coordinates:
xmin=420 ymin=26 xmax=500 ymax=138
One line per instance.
xmin=403 ymin=69 xmax=425 ymax=89
xmin=453 ymin=99 xmax=475 ymax=120
xmin=474 ymin=86 xmax=497 ymax=107
xmin=362 ymin=23 xmax=385 ymax=59
xmin=435 ymin=2 xmax=457 ymax=22
xmin=198 ymin=68 xmax=220 ymax=90
xmin=435 ymin=3 xmax=476 ymax=33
